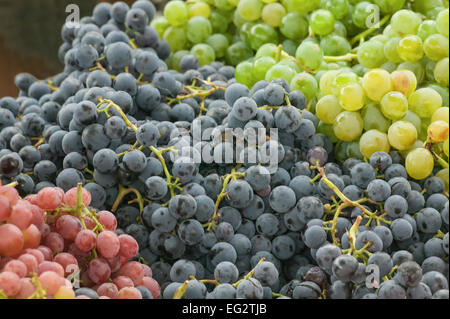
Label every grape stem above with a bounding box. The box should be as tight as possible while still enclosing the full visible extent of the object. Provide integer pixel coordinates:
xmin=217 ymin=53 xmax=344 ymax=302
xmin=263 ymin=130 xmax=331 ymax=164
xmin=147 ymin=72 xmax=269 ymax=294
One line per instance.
xmin=232 ymin=257 xmax=266 ymax=288
xmin=28 ymin=274 xmax=47 ymax=299
xmin=350 ymin=14 xmax=391 ymax=46
xmin=111 ymin=184 xmax=145 ymax=213
xmin=324 ymin=53 xmax=358 ymax=63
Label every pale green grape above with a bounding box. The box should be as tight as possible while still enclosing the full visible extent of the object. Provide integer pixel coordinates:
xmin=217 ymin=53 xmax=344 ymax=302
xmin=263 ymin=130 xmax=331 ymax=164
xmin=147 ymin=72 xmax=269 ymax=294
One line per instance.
xmin=383 ymin=25 xmax=402 ymax=38
xmin=423 ymin=34 xmax=449 ymax=61
xmin=317 ymin=121 xmax=339 ymax=143
xmin=444 ymin=138 xmax=449 ymax=157
xmin=240 ymin=22 xmax=256 ymax=44
xmin=151 ymin=17 xmax=170 ymax=38
xmin=374 ymin=0 xmax=406 ymax=14
xmin=320 ymin=35 xmax=351 ymax=56
xmin=429 ymin=84 xmax=449 ymax=107
xmin=391 ymin=70 xmax=417 ymax=97
xmin=388 ymin=121 xmax=418 ymax=150
xmin=419 ymin=117 xmax=431 ymax=141
xmin=371 ymin=35 xmax=389 ymax=44
xmin=417 ymin=20 xmax=438 ymax=41
xmin=252 ymin=56 xmax=276 ymax=81
xmin=401 ymin=110 xmax=422 ymax=135
xmin=282 ymin=0 xmax=320 ymax=15
xmin=399 ymin=140 xmax=424 ymax=158
xmin=390 ymin=9 xmax=421 ymax=36
xmin=408 ymin=87 xmax=443 ymax=118
xmin=211 ymin=11 xmax=230 ymax=33
xmin=357 ymin=40 xmax=387 ymax=69
xmin=164 ymin=26 xmax=187 ymax=52
xmin=295 ymin=41 xmax=324 ymax=71
xmin=262 ymin=3 xmax=286 ymax=27
xmin=206 ymin=34 xmax=229 ymax=58
xmin=310 ymin=9 xmax=335 ymax=36
xmin=187 ymin=16 xmax=212 ymax=44
xmin=215 ymin=0 xmax=235 ymax=10
xmin=362 ymin=69 xmax=394 ymax=102
xmin=191 ymin=44 xmax=216 ymax=66
xmin=330 ymin=71 xmax=359 ymax=97
xmin=380 ymin=62 xmax=398 ymax=73
xmin=236 ymin=61 xmax=254 ymax=88
xmin=248 ymin=23 xmax=279 ymax=50
xmin=278 ymin=59 xmax=301 ymax=73
xmin=280 ymin=12 xmax=309 ymax=41
xmin=228 ymin=0 xmax=240 ymax=5
xmin=266 ymin=64 xmax=296 ymax=83
xmin=282 ymin=39 xmax=299 ymax=57
xmin=290 ymin=72 xmax=318 ymax=102
xmin=334 ymin=141 xmax=350 ymax=163
xmin=255 ymin=43 xmax=278 ymax=59
xmin=361 ymin=103 xmax=392 ymax=133
xmin=412 ymin=0 xmax=445 ymax=15
xmin=339 ymin=83 xmax=365 ymax=111
xmin=434 ymin=58 xmax=450 ymax=87
xmin=316 ymin=95 xmax=343 ymax=124
xmin=397 ymin=62 xmax=425 ymax=84
xmin=406 ymin=148 xmax=434 ymax=180
xmin=425 ymin=58 xmax=437 ymax=82
xmin=188 ymin=2 xmax=211 ymax=18
xmin=436 ymin=8 xmax=449 ymax=37
xmin=226 ymin=41 xmax=253 ymax=66
xmin=432 ymin=107 xmax=449 ymax=124
xmin=346 ymin=141 xmax=364 ymax=160
xmin=164 ymin=1 xmax=189 ymax=26
xmin=237 ymin=0 xmax=263 ymax=21
xmin=333 ymin=111 xmax=364 ymax=142
xmin=359 ymin=130 xmax=391 ymax=158
xmin=397 ymin=35 xmax=424 ymax=62
xmin=380 ymin=91 xmax=408 ymax=120
xmin=325 ymin=0 xmax=350 ymax=19
xmin=320 ymin=70 xmax=340 ymax=95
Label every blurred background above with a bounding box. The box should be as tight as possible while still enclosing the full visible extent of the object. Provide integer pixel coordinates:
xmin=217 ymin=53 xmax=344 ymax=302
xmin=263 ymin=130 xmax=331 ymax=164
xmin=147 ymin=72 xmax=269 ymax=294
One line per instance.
xmin=0 ymin=0 xmax=166 ymax=97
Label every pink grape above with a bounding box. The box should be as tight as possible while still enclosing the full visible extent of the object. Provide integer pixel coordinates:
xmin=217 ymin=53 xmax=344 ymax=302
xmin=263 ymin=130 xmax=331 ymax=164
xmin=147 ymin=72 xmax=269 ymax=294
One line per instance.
xmin=22 ymin=224 xmax=41 ymax=249
xmin=54 ymin=253 xmax=79 ymax=277
xmin=87 ymin=258 xmax=111 ymax=284
xmin=118 ymin=287 xmax=142 ymax=299
xmin=141 ymin=276 xmax=161 ymax=299
xmin=8 ymin=202 xmax=32 ymax=230
xmin=63 ymin=187 xmax=91 ymax=207
xmin=0 ymin=186 xmax=19 ymax=206
xmin=97 ymin=282 xmax=119 ymax=299
xmin=15 ymin=277 xmax=36 ymax=299
xmin=3 ymin=260 xmax=27 ymax=278
xmin=97 ymin=211 xmax=117 ymax=231
xmin=113 ymin=276 xmax=134 ymax=290
xmin=97 ymin=231 xmax=120 ymax=258
xmin=0 ymin=195 xmax=11 ymax=222
xmin=118 ymin=234 xmax=139 ymax=259
xmin=0 ymin=224 xmax=24 ymax=256
xmin=37 ymin=245 xmax=53 ymax=261
xmin=18 ymin=253 xmax=38 ymax=276
xmin=74 ymin=229 xmax=97 ymax=252
xmin=29 ymin=205 xmax=45 ymax=228
xmin=56 ymin=215 xmax=82 ymax=241
xmin=105 ymin=255 xmax=122 ymax=273
xmin=141 ymin=264 xmax=152 ymax=277
xmin=118 ymin=261 xmax=144 ymax=286
xmin=38 ymin=261 xmax=65 ymax=277
xmin=39 ymin=271 xmax=65 ymax=295
xmin=37 ymin=187 xmax=63 ymax=211
xmin=43 ymin=232 xmax=65 ymax=254
xmin=24 ymin=248 xmax=45 ymax=264
xmin=0 ymin=271 xmax=21 ymax=297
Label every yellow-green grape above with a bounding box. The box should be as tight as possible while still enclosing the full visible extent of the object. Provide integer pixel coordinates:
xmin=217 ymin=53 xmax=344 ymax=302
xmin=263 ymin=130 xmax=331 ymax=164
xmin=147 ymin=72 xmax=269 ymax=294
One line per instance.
xmin=164 ymin=0 xmax=189 ymax=26
xmin=228 ymin=0 xmax=240 ymax=5
xmin=406 ymin=148 xmax=434 ymax=180
xmin=362 ymin=69 xmax=394 ymax=102
xmin=434 ymin=58 xmax=449 ymax=87
xmin=262 ymin=3 xmax=286 ymax=27
xmin=390 ymin=9 xmax=421 ymax=36
xmin=278 ymin=59 xmax=301 ymax=73
xmin=188 ymin=1 xmax=211 ymax=18
xmin=252 ymin=56 xmax=276 ymax=81
xmin=164 ymin=26 xmax=187 ymax=52
xmin=151 ymin=17 xmax=170 ymax=38
xmin=436 ymin=8 xmax=449 ymax=37
xmin=423 ymin=34 xmax=449 ymax=61
xmin=295 ymin=41 xmax=324 ymax=71
xmin=317 ymin=121 xmax=339 ymax=143
xmin=237 ymin=0 xmax=263 ymax=21
xmin=419 ymin=117 xmax=431 ymax=142
xmin=401 ymin=110 xmax=422 ymax=135
xmin=397 ymin=35 xmax=424 ymax=62
xmin=444 ymin=138 xmax=449 ymax=157
xmin=388 ymin=121 xmax=418 ymax=150
xmin=290 ymin=72 xmax=318 ymax=102
xmin=236 ymin=61 xmax=254 ymax=88
xmin=206 ymin=34 xmax=229 ymax=58
xmin=383 ymin=25 xmax=401 ymax=38
xmin=333 ymin=111 xmax=364 ymax=142
xmin=391 ymin=70 xmax=417 ymax=98
xmin=361 ymin=103 xmax=392 ymax=133
xmin=316 ymin=95 xmax=343 ymax=124
xmin=408 ymin=88 xmax=443 ymax=118
xmin=191 ymin=44 xmax=216 ymax=66
xmin=267 ymin=64 xmax=296 ymax=83
xmin=255 ymin=43 xmax=278 ymax=59
xmin=428 ymin=120 xmax=449 ymax=143
xmin=330 ymin=71 xmax=359 ymax=97
xmin=380 ymin=91 xmax=409 ymax=120
xmin=399 ymin=140 xmax=424 ymax=158
xmin=435 ymin=168 xmax=449 ymax=193
xmin=359 ymin=130 xmax=391 ymax=159
xmin=432 ymin=107 xmax=450 ymax=124
xmin=384 ymin=37 xmax=403 ymax=63
xmin=397 ymin=61 xmax=425 ymax=85
xmin=319 ymin=70 xmax=340 ymax=95
xmin=417 ymin=20 xmax=438 ymax=41
xmin=339 ymin=83 xmax=365 ymax=111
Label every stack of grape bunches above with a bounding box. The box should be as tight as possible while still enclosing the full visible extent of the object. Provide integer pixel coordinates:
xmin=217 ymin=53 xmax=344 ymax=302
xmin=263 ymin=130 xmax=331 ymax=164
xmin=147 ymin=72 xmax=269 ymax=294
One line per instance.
xmin=0 ymin=0 xmax=449 ymax=300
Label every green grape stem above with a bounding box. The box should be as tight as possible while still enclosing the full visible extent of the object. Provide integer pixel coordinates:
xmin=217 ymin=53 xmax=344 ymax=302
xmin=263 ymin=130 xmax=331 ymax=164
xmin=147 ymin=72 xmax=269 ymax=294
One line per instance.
xmin=27 ymin=274 xmax=47 ymax=299
xmin=324 ymin=53 xmax=358 ymax=62
xmin=232 ymin=257 xmax=266 ymax=288
xmin=350 ymin=15 xmax=391 ymax=45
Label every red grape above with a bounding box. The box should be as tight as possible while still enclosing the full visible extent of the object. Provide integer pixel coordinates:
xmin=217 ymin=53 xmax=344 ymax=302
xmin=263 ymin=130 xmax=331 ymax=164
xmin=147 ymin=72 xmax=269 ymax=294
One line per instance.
xmin=29 ymin=205 xmax=45 ymax=228
xmin=54 ymin=253 xmax=79 ymax=277
xmin=63 ymin=187 xmax=91 ymax=207
xmin=118 ymin=287 xmax=142 ymax=299
xmin=15 ymin=277 xmax=36 ymax=299
xmin=0 ymin=195 xmax=11 ymax=222
xmin=83 ymin=216 xmax=96 ymax=230
xmin=97 ymin=231 xmax=120 ymax=258
xmin=43 ymin=232 xmax=65 ymax=254
xmin=39 ymin=271 xmax=65 ymax=295
xmin=22 ymin=224 xmax=41 ymax=249
xmin=80 ymin=270 xmax=95 ymax=288
xmin=112 ymin=276 xmax=134 ymax=290
xmin=118 ymin=262 xmax=144 ymax=286
xmin=97 ymin=211 xmax=117 ymax=231
xmin=74 ymin=229 xmax=97 ymax=252
xmin=0 ymin=224 xmax=24 ymax=256
xmin=97 ymin=282 xmax=119 ymax=299
xmin=8 ymin=202 xmax=32 ymax=230
xmin=39 ymin=223 xmax=51 ymax=238
xmin=141 ymin=264 xmax=152 ymax=277
xmin=38 ymin=261 xmax=65 ymax=277
xmin=0 ymin=186 xmax=19 ymax=206
xmin=37 ymin=187 xmax=63 ymax=211
xmin=56 ymin=215 xmax=82 ymax=241
xmin=24 ymin=248 xmax=45 ymax=264
xmin=18 ymin=253 xmax=38 ymax=276
xmin=105 ymin=255 xmax=122 ymax=273
xmin=140 ymin=276 xmax=161 ymax=299
xmin=0 ymin=271 xmax=21 ymax=297
xmin=88 ymin=258 xmax=111 ymax=284
xmin=37 ymin=245 xmax=53 ymax=261
xmin=3 ymin=260 xmax=27 ymax=278
xmin=118 ymin=234 xmax=139 ymax=259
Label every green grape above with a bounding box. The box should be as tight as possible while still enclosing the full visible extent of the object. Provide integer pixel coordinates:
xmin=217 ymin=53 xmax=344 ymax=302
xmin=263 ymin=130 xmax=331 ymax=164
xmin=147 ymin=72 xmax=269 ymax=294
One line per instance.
xmin=279 ymin=12 xmax=308 ymax=40
xmin=436 ymin=8 xmax=449 ymax=37
xmin=320 ymin=70 xmax=340 ymax=95
xmin=383 ymin=25 xmax=402 ymax=38
xmin=237 ymin=0 xmax=263 ymax=21
xmin=333 ymin=111 xmax=364 ymax=142
xmin=188 ymin=2 xmax=211 ymax=18
xmin=228 ymin=0 xmax=240 ymax=5
xmin=170 ymin=50 xmax=190 ymax=71
xmin=408 ymin=88 xmax=443 ymax=118
xmin=405 ymin=148 xmax=434 ymax=180
xmin=435 ymin=168 xmax=449 ymax=193
xmin=252 ymin=56 xmax=276 ymax=81
xmin=151 ymin=17 xmax=170 ymax=38
xmin=255 ymin=43 xmax=278 ymax=59
xmin=331 ymin=71 xmax=359 ymax=97
xmin=388 ymin=121 xmax=418 ymax=150
xmin=435 ymin=58 xmax=450 ymax=87
xmin=206 ymin=34 xmax=229 ymax=58
xmin=310 ymin=9 xmax=335 ymax=36
xmin=226 ymin=41 xmax=254 ymax=66
xmin=397 ymin=35 xmax=424 ymax=62
xmin=361 ymin=103 xmax=392 ymax=132
xmin=248 ymin=23 xmax=279 ymax=51
xmin=333 ymin=21 xmax=348 ymax=38
xmin=339 ymin=83 xmax=365 ymax=111
xmin=352 ymin=64 xmax=369 ymax=77
xmin=359 ymin=130 xmax=391 ymax=158
xmin=399 ymin=140 xmax=424 ymax=158
xmin=278 ymin=59 xmax=301 ymax=73
xmin=164 ymin=26 xmax=187 ymax=52
xmin=371 ymin=35 xmax=389 ymax=44
xmin=380 ymin=62 xmax=398 ymax=73
xmin=444 ymin=138 xmax=449 ymax=157
xmin=397 ymin=62 xmax=425 ymax=84
xmin=186 ymin=16 xmax=212 ymax=44
xmin=373 ymin=0 xmax=406 ymax=14
xmin=261 ymin=0 xmax=277 ymax=3
xmin=282 ymin=39 xmax=299 ymax=57
xmin=432 ymin=107 xmax=449 ymax=124
xmin=429 ymin=84 xmax=449 ymax=107
xmin=380 ymin=91 xmax=408 ymax=120
xmin=266 ymin=64 xmax=296 ymax=83
xmin=316 ymin=95 xmax=343 ymax=124
xmin=290 ymin=72 xmax=318 ymax=102
xmin=400 ymin=110 xmax=422 ymax=135
xmin=295 ymin=42 xmax=324 ymax=71
xmin=384 ymin=37 xmax=402 ymax=63
xmin=240 ymin=22 xmax=257 ymax=45
xmin=261 ymin=3 xmax=286 ymax=27
xmin=417 ymin=20 xmax=438 ymax=41
xmin=211 ymin=11 xmax=230 ymax=33
xmin=357 ymin=40 xmax=387 ymax=69
xmin=347 ymin=141 xmax=364 ymax=160
xmin=390 ymin=9 xmax=421 ymax=36
xmin=424 ymin=58 xmax=438 ymax=82
xmin=325 ymin=0 xmax=349 ymax=19
xmin=191 ymin=44 xmax=216 ymax=66
xmin=320 ymin=35 xmax=351 ymax=56
xmin=423 ymin=34 xmax=449 ymax=61
xmin=362 ymin=69 xmax=394 ymax=102
xmin=419 ymin=117 xmax=431 ymax=141
xmin=232 ymin=9 xmax=247 ymax=28
xmin=327 ymin=63 xmax=342 ymax=71
xmin=427 ymin=7 xmax=446 ymax=20
xmin=352 ymin=1 xmax=380 ymax=29
xmin=236 ymin=61 xmax=255 ymax=88
xmin=283 ymin=0 xmax=320 ymax=15
xmin=164 ymin=1 xmax=189 ymax=26
xmin=412 ymin=0 xmax=445 ymax=15
xmin=334 ymin=141 xmax=350 ymax=163
xmin=317 ymin=121 xmax=339 ymax=143
xmin=214 ymin=0 xmax=235 ymax=11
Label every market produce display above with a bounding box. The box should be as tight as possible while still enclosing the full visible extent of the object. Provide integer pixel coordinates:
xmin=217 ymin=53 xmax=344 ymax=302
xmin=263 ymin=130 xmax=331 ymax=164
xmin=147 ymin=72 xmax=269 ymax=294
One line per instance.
xmin=0 ymin=0 xmax=449 ymax=300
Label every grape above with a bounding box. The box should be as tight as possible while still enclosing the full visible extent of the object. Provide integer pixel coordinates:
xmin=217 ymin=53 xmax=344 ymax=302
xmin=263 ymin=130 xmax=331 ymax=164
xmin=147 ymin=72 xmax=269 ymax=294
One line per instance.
xmin=408 ymin=88 xmax=443 ymax=118
xmin=397 ymin=35 xmax=424 ymax=62
xmin=362 ymin=69 xmax=394 ymax=102
xmin=388 ymin=121 xmax=418 ymax=151
xmin=391 ymin=9 xmax=421 ymax=35
xmin=357 ymin=40 xmax=386 ymax=69
xmin=436 ymin=8 xmax=449 ymax=37
xmin=339 ymin=83 xmax=365 ymax=112
xmin=310 ymin=9 xmax=335 ymax=36
xmin=261 ymin=3 xmax=286 ymax=27
xmin=295 ymin=41 xmax=324 ymax=71
xmin=359 ymin=130 xmax=390 ymax=159
xmin=333 ymin=111 xmax=364 ymax=142
xmin=423 ymin=34 xmax=449 ymax=61
xmin=97 ymin=231 xmax=120 ymax=259
xmin=406 ymin=148 xmax=434 ymax=180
